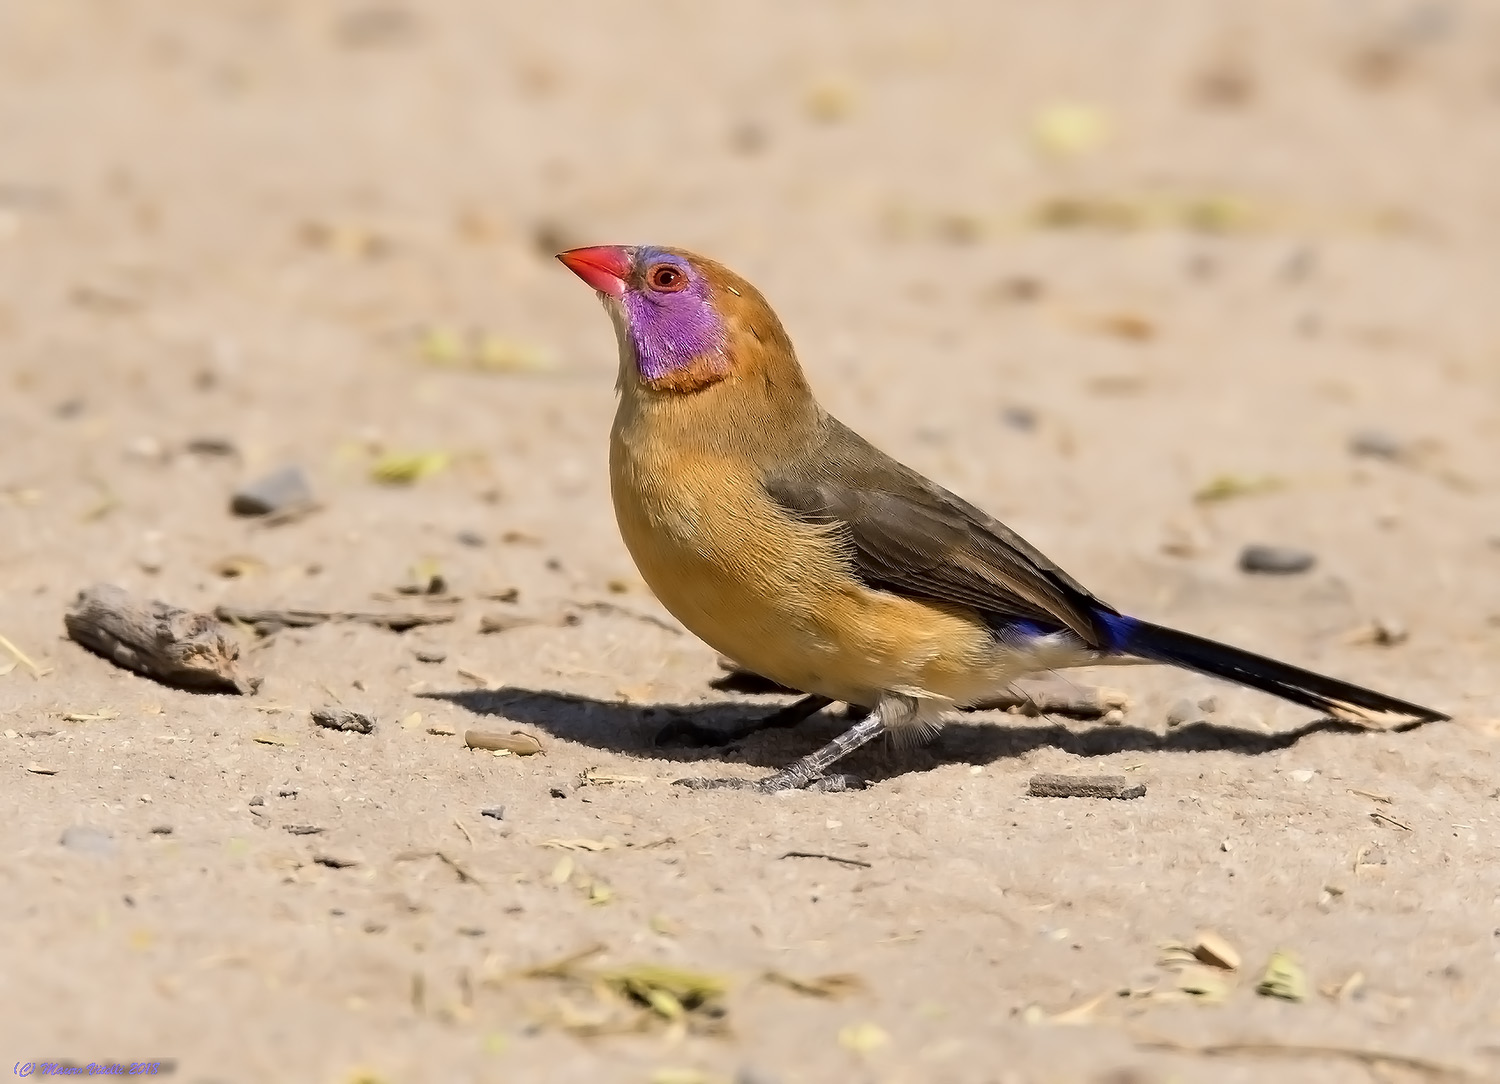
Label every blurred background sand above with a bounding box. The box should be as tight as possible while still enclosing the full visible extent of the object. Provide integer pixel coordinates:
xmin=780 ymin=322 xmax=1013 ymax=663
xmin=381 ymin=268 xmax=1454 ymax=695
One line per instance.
xmin=1 ymin=2 xmax=1498 ymax=1082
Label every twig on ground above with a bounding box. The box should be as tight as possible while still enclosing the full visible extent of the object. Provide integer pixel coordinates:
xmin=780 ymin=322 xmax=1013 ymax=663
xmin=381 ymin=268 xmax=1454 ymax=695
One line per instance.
xmin=1028 ymin=773 xmax=1146 ymax=799
xmin=66 ymin=584 xmax=260 ymax=694
xmin=779 ymin=850 xmax=872 ymax=869
xmin=1133 ymin=1034 xmax=1478 ymax=1081
xmin=215 ymin=604 xmax=455 ymax=635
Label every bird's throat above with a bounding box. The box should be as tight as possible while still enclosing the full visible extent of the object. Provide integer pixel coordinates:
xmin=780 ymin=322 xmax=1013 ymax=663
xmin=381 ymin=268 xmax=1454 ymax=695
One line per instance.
xmin=639 ymin=352 xmax=732 ymax=395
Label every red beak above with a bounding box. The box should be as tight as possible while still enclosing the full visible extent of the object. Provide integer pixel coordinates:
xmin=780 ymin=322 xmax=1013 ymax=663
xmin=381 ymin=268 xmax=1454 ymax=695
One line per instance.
xmin=557 ymin=245 xmax=631 ymax=298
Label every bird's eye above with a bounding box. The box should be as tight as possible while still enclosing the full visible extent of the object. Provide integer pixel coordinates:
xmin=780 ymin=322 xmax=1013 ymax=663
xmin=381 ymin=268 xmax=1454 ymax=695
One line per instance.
xmin=647 ymin=264 xmax=687 ymax=292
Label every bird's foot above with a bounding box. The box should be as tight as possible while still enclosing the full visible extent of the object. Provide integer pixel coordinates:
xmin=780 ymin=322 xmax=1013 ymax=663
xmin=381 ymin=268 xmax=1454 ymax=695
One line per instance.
xmin=670 ymin=771 xmax=868 ymax=793
xmin=670 ymin=704 xmax=891 ymax=794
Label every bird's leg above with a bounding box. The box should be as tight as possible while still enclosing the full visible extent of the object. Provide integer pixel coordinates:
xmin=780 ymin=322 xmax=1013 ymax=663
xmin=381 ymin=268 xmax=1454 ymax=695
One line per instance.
xmin=752 ymin=710 xmax=887 ymax=792
xmin=673 ymin=696 xmax=905 ymax=793
xmin=654 ymin=694 xmax=834 ymax=748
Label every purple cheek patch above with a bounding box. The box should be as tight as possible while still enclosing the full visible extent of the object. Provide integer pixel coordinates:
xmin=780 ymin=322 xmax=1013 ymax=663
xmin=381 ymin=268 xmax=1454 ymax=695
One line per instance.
xmin=623 ymin=285 xmax=726 ymax=381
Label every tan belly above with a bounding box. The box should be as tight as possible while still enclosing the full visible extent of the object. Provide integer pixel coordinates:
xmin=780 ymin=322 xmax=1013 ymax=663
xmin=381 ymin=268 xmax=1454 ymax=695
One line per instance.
xmin=609 ymin=436 xmax=1006 ymax=708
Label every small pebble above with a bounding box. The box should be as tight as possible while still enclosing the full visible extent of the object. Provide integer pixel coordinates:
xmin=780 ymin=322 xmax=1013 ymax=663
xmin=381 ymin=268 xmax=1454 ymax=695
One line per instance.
xmin=1290 ymin=769 xmax=1316 ymax=783
xmin=549 ymin=786 xmax=568 ymax=799
xmin=276 ymin=787 xmax=299 ymax=798
xmin=231 ymin=465 xmax=314 ymax=516
xmin=150 ymin=825 xmax=173 ymax=836
xmin=413 ymin=648 xmax=447 ymax=664
xmin=185 ymin=436 xmax=238 ymax=457
xmin=1371 ymin=617 xmax=1409 ymax=646
xmin=311 ymin=707 xmax=375 ymax=734
xmin=479 ymin=612 xmax=544 ymax=634
xmin=729 ymin=120 xmax=767 ymax=154
xmin=455 ymin=529 xmax=486 ymax=547
xmin=1101 ymin=708 xmax=1125 ymax=726
xmin=1165 ymin=698 xmax=1201 ymax=727
xmin=1000 ymin=404 xmax=1038 ymax=431
xmin=285 ymin=825 xmax=325 ymax=836
xmin=1197 ymin=695 xmax=1219 ymax=713
xmin=1349 ymin=428 xmax=1404 ymax=461
xmin=59 ymin=825 xmax=116 ymax=856
xmin=314 ymin=853 xmax=359 ymax=869
xmin=124 ymin=436 xmax=170 ymax=464
xmin=249 ymin=795 xmax=265 ymax=807
xmin=1239 ymin=544 xmax=1316 ymax=575
xmin=480 ymin=806 xmax=505 ymax=821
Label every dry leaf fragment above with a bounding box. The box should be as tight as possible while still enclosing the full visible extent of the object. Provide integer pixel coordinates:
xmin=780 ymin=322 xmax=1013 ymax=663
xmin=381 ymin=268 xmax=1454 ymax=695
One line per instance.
xmin=475 ymin=334 xmax=552 ymax=373
xmin=1194 ymin=474 xmax=1284 ymax=503
xmin=838 ymin=1021 xmax=890 ymax=1055
xmin=251 ymin=732 xmax=292 ymax=746
xmin=0 ymin=632 xmax=45 ymax=678
xmin=25 ymin=763 xmax=59 ymax=775
xmin=649 ymin=1072 xmax=719 ymax=1084
xmin=465 ymin=728 xmax=542 ymax=754
xmin=1092 ymin=313 xmax=1156 ymax=342
xmin=370 ymin=451 xmax=450 ymax=485
xmin=1032 ymin=102 xmax=1110 ymax=157
xmin=1044 ymin=992 xmax=1113 ymax=1024
xmin=580 ymin=766 xmax=647 ymax=786
xmin=1256 ymin=950 xmax=1307 ymax=1001
xmin=1322 ymin=971 xmax=1365 ymax=1001
xmin=416 ymin=326 xmax=552 ymax=373
xmin=599 ymin=963 xmax=729 ymax=1022
xmin=1193 ymin=930 xmax=1242 ymax=971
xmin=805 ymin=77 xmax=858 ymax=122
xmin=59 ymin=710 xmax=119 ymax=723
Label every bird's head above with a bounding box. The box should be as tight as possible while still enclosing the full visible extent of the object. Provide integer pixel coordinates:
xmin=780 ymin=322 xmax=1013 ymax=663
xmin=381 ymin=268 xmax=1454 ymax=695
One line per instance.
xmin=557 ymin=244 xmax=794 ymax=395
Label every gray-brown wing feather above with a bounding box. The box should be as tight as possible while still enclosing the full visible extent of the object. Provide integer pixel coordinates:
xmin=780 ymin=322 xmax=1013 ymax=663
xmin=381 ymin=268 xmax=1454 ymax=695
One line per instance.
xmin=763 ymin=419 xmax=1115 ymax=646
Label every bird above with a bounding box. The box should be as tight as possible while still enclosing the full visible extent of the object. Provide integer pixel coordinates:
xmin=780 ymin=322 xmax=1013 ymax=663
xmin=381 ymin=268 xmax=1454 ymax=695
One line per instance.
xmin=556 ymin=243 xmax=1449 ymax=793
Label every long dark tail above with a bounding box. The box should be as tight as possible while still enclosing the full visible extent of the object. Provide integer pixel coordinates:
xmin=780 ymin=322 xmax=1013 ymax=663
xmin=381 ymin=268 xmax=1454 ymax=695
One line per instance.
xmin=1104 ymin=615 xmax=1449 ymax=724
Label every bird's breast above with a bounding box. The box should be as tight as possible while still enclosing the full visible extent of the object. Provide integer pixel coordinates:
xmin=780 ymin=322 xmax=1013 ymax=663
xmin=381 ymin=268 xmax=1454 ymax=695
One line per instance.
xmin=607 ymin=409 xmax=1006 ymax=708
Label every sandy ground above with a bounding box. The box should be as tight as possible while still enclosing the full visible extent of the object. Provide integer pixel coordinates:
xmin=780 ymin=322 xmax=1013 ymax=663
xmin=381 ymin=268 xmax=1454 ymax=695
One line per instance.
xmin=2 ymin=2 xmax=1499 ymax=1082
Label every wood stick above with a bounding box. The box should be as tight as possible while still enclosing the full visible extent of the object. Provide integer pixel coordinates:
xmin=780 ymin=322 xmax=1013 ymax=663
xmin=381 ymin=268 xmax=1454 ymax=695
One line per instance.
xmin=215 ymin=604 xmax=456 ymax=635
xmin=1028 ymin=773 xmax=1146 ymax=799
xmin=65 ymin=584 xmax=260 ymax=694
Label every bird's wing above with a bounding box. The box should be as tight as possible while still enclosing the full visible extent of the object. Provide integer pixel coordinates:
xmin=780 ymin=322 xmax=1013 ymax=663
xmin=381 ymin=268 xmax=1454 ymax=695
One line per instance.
xmin=762 ymin=419 xmax=1115 ymax=646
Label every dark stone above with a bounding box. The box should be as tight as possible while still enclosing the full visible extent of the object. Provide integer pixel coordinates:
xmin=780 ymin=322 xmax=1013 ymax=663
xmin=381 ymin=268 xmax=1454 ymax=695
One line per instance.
xmin=230 ymin=465 xmax=314 ymax=516
xmin=311 ymin=707 xmax=375 ymax=734
xmin=1239 ymin=544 xmax=1316 ymax=575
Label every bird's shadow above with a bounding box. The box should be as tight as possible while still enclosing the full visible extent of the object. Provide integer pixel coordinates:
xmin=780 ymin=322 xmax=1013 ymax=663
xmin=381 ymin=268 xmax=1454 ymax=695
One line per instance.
xmin=422 ymin=686 xmax=1434 ymax=783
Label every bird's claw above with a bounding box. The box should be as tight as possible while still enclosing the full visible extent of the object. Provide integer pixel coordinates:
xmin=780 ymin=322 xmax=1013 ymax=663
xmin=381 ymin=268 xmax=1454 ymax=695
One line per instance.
xmin=807 ymin=773 xmax=868 ymax=793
